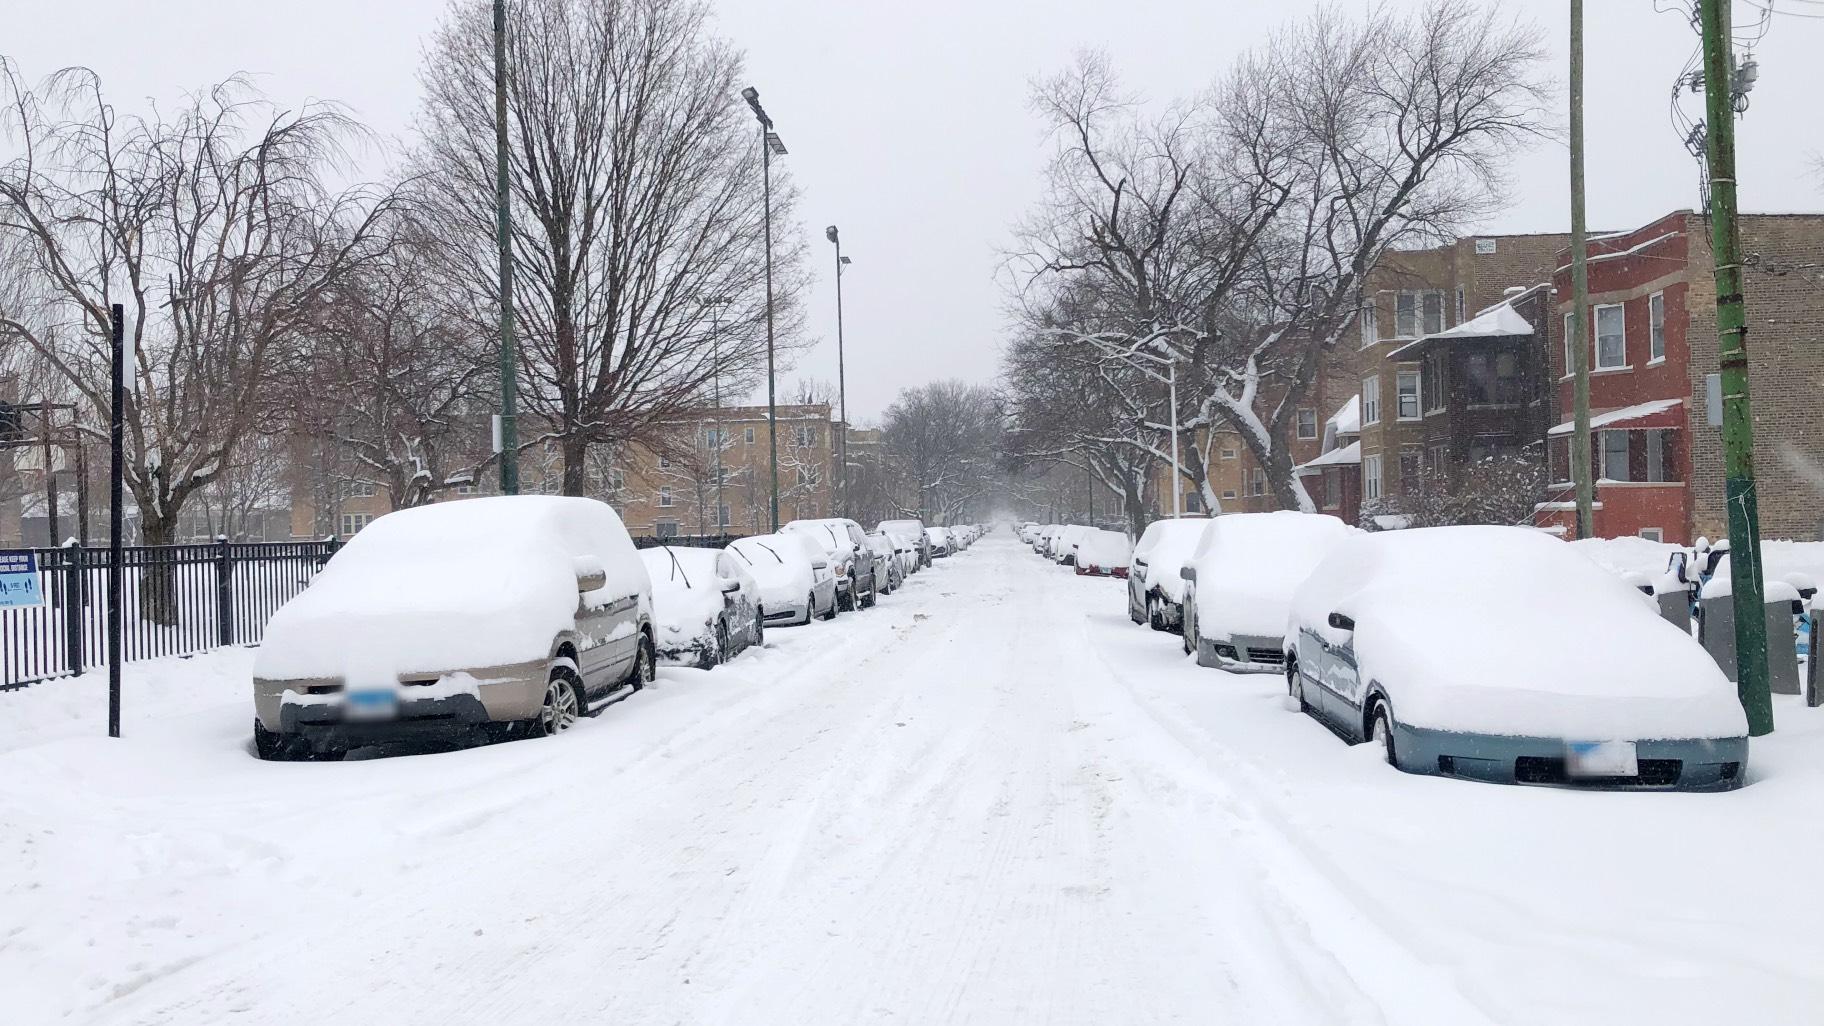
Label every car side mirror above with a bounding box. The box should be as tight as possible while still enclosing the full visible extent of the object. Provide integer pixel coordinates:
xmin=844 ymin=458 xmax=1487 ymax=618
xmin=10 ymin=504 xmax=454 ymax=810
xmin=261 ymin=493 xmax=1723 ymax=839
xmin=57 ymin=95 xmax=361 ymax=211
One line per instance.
xmin=719 ymin=578 xmax=741 ymax=595
xmin=575 ymin=555 xmax=607 ymax=593
xmin=813 ymin=559 xmax=829 ymax=571
xmin=1327 ymin=612 xmax=1355 ymax=632
xmin=1180 ymin=566 xmax=1196 ymax=582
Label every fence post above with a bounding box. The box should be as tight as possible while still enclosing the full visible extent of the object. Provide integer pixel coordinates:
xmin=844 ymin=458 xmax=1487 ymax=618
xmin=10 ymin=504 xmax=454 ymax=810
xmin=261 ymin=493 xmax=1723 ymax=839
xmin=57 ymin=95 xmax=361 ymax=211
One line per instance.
xmin=62 ymin=540 xmax=83 ymax=677
xmin=215 ymin=535 xmax=233 ymax=647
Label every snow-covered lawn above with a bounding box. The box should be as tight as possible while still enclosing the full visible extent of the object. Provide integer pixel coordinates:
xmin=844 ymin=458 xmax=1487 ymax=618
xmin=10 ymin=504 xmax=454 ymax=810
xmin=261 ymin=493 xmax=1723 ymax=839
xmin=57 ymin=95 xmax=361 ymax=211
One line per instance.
xmin=4 ymin=535 xmax=1823 ymax=1024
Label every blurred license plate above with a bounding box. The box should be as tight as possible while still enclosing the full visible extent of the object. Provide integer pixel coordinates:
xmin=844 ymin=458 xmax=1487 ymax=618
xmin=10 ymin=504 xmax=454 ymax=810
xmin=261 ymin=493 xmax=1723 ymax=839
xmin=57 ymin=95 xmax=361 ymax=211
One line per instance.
xmin=345 ymin=688 xmax=398 ymax=721
xmin=1566 ymin=740 xmax=1638 ymax=777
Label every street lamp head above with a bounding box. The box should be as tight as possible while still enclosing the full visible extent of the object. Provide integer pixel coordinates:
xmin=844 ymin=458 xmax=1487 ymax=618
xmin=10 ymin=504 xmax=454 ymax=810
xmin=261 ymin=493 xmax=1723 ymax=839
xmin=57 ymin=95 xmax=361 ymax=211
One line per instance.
xmin=825 ymin=225 xmax=839 ymax=244
xmin=740 ymin=86 xmax=759 ymax=103
xmin=764 ymin=131 xmax=788 ymax=156
xmin=839 ymin=256 xmax=852 ymax=266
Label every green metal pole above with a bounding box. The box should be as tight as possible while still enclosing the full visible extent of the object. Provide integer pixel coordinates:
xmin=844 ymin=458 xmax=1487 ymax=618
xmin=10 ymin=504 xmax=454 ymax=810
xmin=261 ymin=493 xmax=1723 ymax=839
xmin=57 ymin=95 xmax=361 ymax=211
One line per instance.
xmin=1568 ymin=0 xmax=1595 ymax=538
xmin=1700 ymin=0 xmax=1772 ymax=735
xmin=493 ymin=0 xmax=520 ymax=495
xmin=763 ymin=126 xmax=779 ymax=532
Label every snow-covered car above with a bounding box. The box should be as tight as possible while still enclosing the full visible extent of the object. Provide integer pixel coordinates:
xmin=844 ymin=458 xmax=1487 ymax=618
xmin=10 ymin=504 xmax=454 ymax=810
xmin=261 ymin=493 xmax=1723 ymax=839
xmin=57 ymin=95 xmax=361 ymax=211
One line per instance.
xmin=926 ymin=526 xmax=953 ymax=557
xmin=863 ymin=531 xmax=903 ymax=593
xmin=1036 ymin=524 xmax=1063 ymax=556
xmin=878 ymin=518 xmax=932 ymax=569
xmin=1181 ymin=511 xmax=1354 ymax=672
xmin=727 ymin=533 xmax=837 ymax=626
xmin=1285 ymin=526 xmax=1750 ymax=791
xmin=639 ymin=546 xmax=764 ymax=668
xmin=1127 ymin=518 xmax=1210 ymax=632
xmin=783 ymin=517 xmax=879 ymax=611
xmin=1054 ymin=525 xmax=1092 ymax=566
xmin=1075 ymin=529 xmax=1132 ymax=578
xmin=251 ymin=496 xmax=654 ymax=760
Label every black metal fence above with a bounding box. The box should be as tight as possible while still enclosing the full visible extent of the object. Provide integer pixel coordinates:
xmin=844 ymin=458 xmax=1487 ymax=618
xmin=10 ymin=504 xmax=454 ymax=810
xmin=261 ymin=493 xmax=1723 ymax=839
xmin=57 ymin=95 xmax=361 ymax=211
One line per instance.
xmin=632 ymin=534 xmax=743 ymax=551
xmin=0 ymin=539 xmax=336 ymax=690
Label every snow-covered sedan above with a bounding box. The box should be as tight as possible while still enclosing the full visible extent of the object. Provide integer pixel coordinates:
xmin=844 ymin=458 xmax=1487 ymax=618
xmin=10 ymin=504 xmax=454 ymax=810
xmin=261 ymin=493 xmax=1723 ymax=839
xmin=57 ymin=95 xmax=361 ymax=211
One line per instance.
xmin=878 ymin=518 xmax=931 ymax=569
xmin=1053 ymin=524 xmax=1092 ymax=566
xmin=1285 ymin=526 xmax=1749 ymax=790
xmin=252 ymin=496 xmax=654 ymax=760
xmin=926 ymin=525 xmax=954 ymax=558
xmin=783 ymin=517 xmax=879 ymax=611
xmin=639 ymin=546 xmax=763 ymax=668
xmin=1074 ymin=529 xmax=1132 ymax=578
xmin=726 ymin=533 xmax=837 ymax=626
xmin=863 ymin=530 xmax=904 ymax=594
xmin=1181 ymin=511 xmax=1354 ymax=672
xmin=1127 ymin=518 xmax=1209 ymax=632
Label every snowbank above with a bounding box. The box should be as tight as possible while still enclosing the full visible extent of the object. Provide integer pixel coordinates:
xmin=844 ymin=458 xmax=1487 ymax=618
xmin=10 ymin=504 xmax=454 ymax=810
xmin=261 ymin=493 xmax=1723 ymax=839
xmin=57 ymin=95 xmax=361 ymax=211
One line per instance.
xmin=253 ymin=497 xmax=649 ymax=684
xmin=1190 ymin=512 xmax=1354 ymax=639
xmin=1294 ymin=526 xmax=1746 ymax=740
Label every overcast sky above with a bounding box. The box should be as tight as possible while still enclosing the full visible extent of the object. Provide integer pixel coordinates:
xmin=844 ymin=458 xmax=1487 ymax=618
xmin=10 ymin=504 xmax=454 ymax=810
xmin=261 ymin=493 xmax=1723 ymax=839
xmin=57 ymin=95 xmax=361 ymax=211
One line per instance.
xmin=9 ymin=1 xmax=1821 ymax=425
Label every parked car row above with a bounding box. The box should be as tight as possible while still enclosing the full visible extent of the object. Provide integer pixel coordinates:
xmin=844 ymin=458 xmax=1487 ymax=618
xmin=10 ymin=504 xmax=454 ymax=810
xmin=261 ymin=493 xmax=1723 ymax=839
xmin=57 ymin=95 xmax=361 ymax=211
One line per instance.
xmin=251 ymin=498 xmax=966 ymax=761
xmin=1040 ymin=512 xmax=1752 ymax=792
xmin=1018 ymin=522 xmax=1133 ymax=578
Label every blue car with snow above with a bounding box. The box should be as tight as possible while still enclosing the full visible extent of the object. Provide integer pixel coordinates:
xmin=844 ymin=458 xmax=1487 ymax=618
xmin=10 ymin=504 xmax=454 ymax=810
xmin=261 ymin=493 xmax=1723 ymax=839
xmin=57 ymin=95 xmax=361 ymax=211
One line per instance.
xmin=1283 ymin=526 xmax=1749 ymax=791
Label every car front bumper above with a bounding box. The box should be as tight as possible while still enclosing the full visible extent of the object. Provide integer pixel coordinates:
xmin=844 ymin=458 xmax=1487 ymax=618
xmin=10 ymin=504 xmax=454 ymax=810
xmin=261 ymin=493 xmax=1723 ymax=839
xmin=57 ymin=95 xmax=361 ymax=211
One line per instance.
xmin=1197 ymin=634 xmax=1286 ymax=674
xmin=1391 ymin=723 xmax=1749 ymax=792
xmin=255 ymin=657 xmax=549 ymax=738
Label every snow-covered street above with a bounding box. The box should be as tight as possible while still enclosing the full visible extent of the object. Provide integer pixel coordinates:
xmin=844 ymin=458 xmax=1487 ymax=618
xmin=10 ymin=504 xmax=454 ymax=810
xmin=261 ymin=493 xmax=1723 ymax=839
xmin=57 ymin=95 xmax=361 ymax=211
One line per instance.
xmin=6 ymin=532 xmax=1824 ymax=1025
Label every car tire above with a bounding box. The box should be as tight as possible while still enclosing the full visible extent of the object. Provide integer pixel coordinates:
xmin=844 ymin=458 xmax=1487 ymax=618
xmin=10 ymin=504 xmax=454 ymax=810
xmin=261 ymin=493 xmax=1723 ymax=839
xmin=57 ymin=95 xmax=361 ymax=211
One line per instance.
xmin=1369 ymin=700 xmax=1397 ymax=767
xmin=1129 ymin=592 xmax=1145 ymax=625
xmin=254 ymin=721 xmax=292 ymax=761
xmin=1286 ymin=659 xmax=1310 ymax=712
xmin=861 ymin=580 xmax=877 ymax=608
xmin=819 ymin=593 xmax=839 ymax=621
xmin=532 ymin=664 xmax=583 ymax=737
xmin=628 ymin=635 xmax=656 ymax=691
xmin=750 ymin=610 xmax=765 ymax=647
xmin=1148 ymin=594 xmax=1168 ymax=632
xmin=706 ymin=620 xmax=729 ymax=669
xmin=1181 ymin=592 xmax=1197 ymax=657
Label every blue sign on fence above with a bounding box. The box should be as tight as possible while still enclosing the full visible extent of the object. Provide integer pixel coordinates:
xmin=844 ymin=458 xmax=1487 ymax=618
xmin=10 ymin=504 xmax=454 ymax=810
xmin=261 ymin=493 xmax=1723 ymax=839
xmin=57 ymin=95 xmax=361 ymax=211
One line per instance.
xmin=0 ymin=551 xmax=43 ymax=608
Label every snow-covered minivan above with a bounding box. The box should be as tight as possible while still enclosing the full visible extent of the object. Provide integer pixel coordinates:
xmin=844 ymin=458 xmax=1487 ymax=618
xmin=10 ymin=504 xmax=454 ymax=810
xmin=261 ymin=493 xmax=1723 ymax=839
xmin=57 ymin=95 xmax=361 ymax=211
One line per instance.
xmin=252 ymin=496 xmax=654 ymax=760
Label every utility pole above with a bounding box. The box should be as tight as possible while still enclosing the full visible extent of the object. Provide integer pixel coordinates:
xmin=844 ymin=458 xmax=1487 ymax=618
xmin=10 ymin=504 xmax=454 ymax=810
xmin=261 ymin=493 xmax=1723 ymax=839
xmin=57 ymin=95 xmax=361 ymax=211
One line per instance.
xmin=826 ymin=226 xmax=852 ymax=519
xmin=492 ymin=0 xmax=520 ymax=495
xmin=108 ymin=304 xmax=124 ymax=739
xmin=1700 ymin=0 xmax=1772 ymax=735
xmin=1568 ymin=0 xmax=1595 ymax=538
xmin=704 ymin=299 xmax=727 ymax=534
xmin=742 ymin=87 xmax=786 ymax=531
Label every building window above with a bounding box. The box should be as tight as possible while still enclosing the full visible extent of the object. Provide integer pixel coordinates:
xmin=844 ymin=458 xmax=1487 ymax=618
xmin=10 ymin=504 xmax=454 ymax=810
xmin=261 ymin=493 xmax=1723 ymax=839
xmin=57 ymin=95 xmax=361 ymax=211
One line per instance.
xmin=658 ymin=456 xmax=671 ymax=469
xmin=1185 ymin=493 xmax=1203 ymax=513
xmin=658 ymin=486 xmax=674 ymax=507
xmin=1250 ymin=469 xmax=1266 ymax=496
xmin=655 ymin=520 xmax=679 ymax=539
xmin=704 ymin=427 xmax=723 ymax=446
xmin=1296 ymin=409 xmax=1318 ymax=439
xmin=1319 ymin=472 xmax=1339 ymax=511
xmin=609 ymin=467 xmax=625 ymax=490
xmin=1398 ymin=450 xmax=1422 ymax=496
xmin=797 ymin=466 xmax=821 ymax=487
xmin=1395 ymin=370 xmax=1421 ymax=420
xmin=1361 ymin=375 xmax=1381 ymax=425
xmin=717 ymin=503 xmax=731 ymax=527
xmin=1363 ymin=454 xmax=1383 ymax=502
xmin=453 ymin=481 xmax=476 ymax=495
xmin=1455 ymin=287 xmax=1466 ymax=323
xmin=1563 ymin=312 xmax=1575 ymax=375
xmin=1220 ymin=489 xmax=1238 ymax=501
xmin=345 ymin=480 xmax=378 ymax=498
xmin=1423 ymin=351 xmax=1447 ymax=411
xmin=791 ymin=425 xmax=819 ymax=447
xmin=1464 ymin=350 xmax=1523 ymax=406
xmin=1639 ymin=527 xmax=1665 ymax=543
xmin=1394 ymin=291 xmax=1444 ymax=338
xmin=1601 ymin=431 xmax=1631 ymax=482
xmin=1220 ymin=447 xmax=1237 ymax=460
xmin=1595 ymin=303 xmax=1626 ymax=369
xmin=1648 ymin=292 xmax=1666 ymax=363
xmin=339 ymin=513 xmax=373 ymax=536
xmin=1645 ymin=428 xmax=1676 ymax=483
xmin=1359 ymin=302 xmax=1378 ymax=346
xmin=744 ymin=426 xmax=756 ymax=444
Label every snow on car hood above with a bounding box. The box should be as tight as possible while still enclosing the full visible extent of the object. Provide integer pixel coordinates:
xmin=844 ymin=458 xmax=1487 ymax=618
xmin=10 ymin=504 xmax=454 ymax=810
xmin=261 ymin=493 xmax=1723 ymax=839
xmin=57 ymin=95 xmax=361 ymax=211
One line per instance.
xmin=640 ymin=548 xmax=728 ymax=653
xmin=727 ymin=535 xmax=814 ymax=608
xmin=1293 ymin=526 xmax=1747 ymax=741
xmin=1136 ymin=520 xmax=1210 ymax=602
xmin=254 ymin=497 xmax=649 ymax=685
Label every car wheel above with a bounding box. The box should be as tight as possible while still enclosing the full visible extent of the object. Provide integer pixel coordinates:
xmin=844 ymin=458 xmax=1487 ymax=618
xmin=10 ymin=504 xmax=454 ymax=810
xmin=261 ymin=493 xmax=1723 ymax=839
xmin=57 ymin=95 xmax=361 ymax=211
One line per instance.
xmin=706 ymin=620 xmax=729 ymax=669
xmin=1286 ymin=659 xmax=1309 ymax=712
xmin=1129 ymin=591 xmax=1145 ymax=625
xmin=1181 ymin=592 xmax=1197 ymax=657
xmin=532 ymin=665 xmax=582 ymax=737
xmin=819 ymin=592 xmax=839 ymax=621
xmin=750 ymin=610 xmax=765 ymax=647
xmin=1148 ymin=594 xmax=1168 ymax=632
xmin=861 ymin=580 xmax=877 ymax=608
xmin=1369 ymin=701 xmax=1397 ymax=767
xmin=629 ymin=635 xmax=656 ymax=691
xmin=254 ymin=721 xmax=292 ymax=761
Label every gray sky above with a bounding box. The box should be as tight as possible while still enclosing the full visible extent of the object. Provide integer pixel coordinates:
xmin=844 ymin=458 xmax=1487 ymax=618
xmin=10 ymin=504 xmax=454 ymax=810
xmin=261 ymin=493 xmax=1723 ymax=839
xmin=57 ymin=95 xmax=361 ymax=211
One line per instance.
xmin=9 ymin=1 xmax=1822 ymax=424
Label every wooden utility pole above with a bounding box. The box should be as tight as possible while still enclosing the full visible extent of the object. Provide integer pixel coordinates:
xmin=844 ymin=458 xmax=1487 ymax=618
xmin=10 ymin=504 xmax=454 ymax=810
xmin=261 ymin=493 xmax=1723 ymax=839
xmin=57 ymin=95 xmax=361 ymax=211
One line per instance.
xmin=492 ymin=0 xmax=520 ymax=496
xmin=1700 ymin=0 xmax=1772 ymax=735
xmin=1568 ymin=0 xmax=1595 ymax=538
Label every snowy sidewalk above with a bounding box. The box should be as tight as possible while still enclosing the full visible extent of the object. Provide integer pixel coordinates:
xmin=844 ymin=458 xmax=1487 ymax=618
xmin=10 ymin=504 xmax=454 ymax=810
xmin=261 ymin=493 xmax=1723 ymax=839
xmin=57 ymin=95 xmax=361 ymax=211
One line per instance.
xmin=4 ymin=536 xmax=1824 ymax=1024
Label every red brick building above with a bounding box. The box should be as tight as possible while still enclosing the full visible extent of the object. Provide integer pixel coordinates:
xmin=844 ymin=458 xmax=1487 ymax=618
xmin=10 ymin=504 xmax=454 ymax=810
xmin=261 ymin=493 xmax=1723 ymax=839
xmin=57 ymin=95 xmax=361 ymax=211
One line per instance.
xmin=1537 ymin=211 xmax=1824 ymax=544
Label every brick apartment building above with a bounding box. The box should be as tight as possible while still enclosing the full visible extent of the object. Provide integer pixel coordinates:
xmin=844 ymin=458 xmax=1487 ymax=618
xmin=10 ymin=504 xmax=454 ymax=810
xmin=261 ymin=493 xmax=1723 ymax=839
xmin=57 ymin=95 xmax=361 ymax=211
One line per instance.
xmin=1354 ymin=232 xmax=1570 ymax=513
xmin=1297 ymin=394 xmax=1363 ymax=523
xmin=1536 ymin=211 xmax=1824 ymax=545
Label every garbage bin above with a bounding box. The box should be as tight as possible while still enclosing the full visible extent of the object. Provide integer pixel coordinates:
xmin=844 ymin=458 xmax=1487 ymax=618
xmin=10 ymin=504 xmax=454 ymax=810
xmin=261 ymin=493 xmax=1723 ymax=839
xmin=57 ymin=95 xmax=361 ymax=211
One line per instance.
xmin=1699 ymin=577 xmax=1801 ymax=695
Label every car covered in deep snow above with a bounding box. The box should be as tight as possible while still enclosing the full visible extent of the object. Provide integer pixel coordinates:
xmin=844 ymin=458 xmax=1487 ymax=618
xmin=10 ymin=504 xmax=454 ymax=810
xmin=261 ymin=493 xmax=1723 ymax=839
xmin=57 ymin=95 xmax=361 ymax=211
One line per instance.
xmin=1285 ymin=526 xmax=1749 ymax=790
xmin=926 ymin=526 xmax=954 ymax=558
xmin=252 ymin=496 xmax=654 ymax=759
xmin=1127 ymin=518 xmax=1210 ymax=632
xmin=639 ymin=546 xmax=764 ymax=669
xmin=878 ymin=518 xmax=932 ymax=569
xmin=863 ymin=530 xmax=904 ymax=593
xmin=1182 ymin=511 xmax=1354 ymax=672
xmin=1074 ymin=529 xmax=1132 ymax=578
xmin=726 ymin=533 xmax=838 ymax=626
xmin=1053 ymin=525 xmax=1093 ymax=566
xmin=784 ymin=517 xmax=881 ymax=611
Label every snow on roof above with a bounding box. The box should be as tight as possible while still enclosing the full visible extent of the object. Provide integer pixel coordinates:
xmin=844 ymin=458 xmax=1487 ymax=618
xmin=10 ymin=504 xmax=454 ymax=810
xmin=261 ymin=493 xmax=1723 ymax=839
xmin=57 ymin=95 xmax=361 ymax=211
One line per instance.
xmin=1299 ymin=440 xmax=1361 ymax=471
xmin=1327 ymin=395 xmax=1360 ymax=436
xmin=1547 ymin=398 xmax=1684 ymax=437
xmin=1386 ymin=299 xmax=1533 ymax=360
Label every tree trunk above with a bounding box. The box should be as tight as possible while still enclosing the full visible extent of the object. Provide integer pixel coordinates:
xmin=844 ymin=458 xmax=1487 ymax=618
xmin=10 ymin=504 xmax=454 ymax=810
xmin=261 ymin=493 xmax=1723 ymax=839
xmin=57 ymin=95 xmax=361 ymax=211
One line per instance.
xmin=137 ymin=509 xmax=181 ymax=628
xmin=561 ymin=433 xmax=589 ymax=496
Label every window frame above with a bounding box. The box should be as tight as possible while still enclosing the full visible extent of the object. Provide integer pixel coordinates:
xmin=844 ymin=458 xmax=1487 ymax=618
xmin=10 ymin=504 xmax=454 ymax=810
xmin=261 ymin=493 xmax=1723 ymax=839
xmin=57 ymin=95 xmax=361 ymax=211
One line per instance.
xmin=1362 ymin=454 xmax=1383 ymax=502
xmin=1638 ymin=527 xmax=1665 ymax=543
xmin=658 ymin=485 xmax=674 ymax=507
xmin=1594 ymin=303 xmax=1627 ymax=370
xmin=1359 ymin=302 xmax=1378 ymax=347
xmin=1361 ymin=374 xmax=1382 ymax=425
xmin=1296 ymin=408 xmax=1318 ymax=440
xmin=1395 ymin=369 xmax=1422 ymax=421
xmin=1600 ymin=430 xmax=1631 ymax=482
xmin=1648 ymin=291 xmax=1666 ymax=364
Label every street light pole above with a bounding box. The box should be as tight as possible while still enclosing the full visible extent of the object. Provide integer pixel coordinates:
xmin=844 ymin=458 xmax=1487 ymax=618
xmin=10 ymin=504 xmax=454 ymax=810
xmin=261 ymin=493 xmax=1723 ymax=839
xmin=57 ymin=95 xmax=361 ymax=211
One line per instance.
xmin=825 ymin=226 xmax=852 ymax=518
xmin=703 ymin=298 xmax=727 ymax=533
xmin=492 ymin=0 xmax=520 ymax=495
xmin=742 ymin=87 xmax=786 ymax=531
xmin=1167 ymin=360 xmax=1181 ymax=518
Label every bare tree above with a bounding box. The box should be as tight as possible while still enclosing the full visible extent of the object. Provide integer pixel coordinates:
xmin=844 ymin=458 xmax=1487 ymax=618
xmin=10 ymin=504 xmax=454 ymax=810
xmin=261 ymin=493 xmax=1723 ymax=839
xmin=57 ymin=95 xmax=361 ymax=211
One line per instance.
xmin=412 ymin=0 xmax=807 ymax=494
xmin=881 ymin=381 xmax=1002 ymax=525
xmin=0 ymin=63 xmax=397 ymax=621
